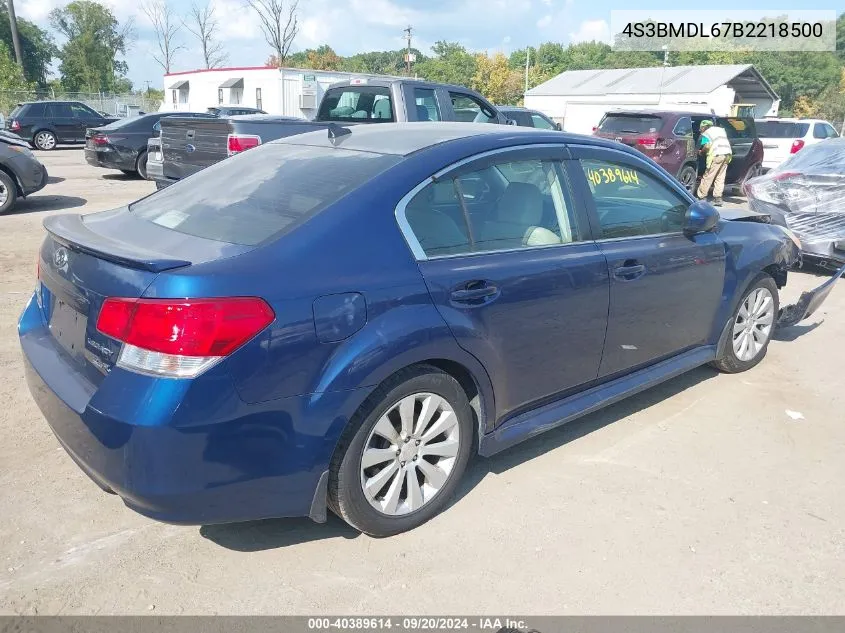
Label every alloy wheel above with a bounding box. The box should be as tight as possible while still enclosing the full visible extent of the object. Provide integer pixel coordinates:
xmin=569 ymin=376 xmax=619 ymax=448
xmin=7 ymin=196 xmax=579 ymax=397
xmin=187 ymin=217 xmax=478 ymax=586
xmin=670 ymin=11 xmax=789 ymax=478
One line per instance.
xmin=35 ymin=132 xmax=56 ymax=150
xmin=732 ymin=287 xmax=775 ymax=361
xmin=360 ymin=392 xmax=460 ymax=516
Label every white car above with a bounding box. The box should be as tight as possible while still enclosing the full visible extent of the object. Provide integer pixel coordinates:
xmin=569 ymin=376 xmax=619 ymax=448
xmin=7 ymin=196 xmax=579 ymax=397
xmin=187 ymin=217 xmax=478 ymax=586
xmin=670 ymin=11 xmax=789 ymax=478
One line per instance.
xmin=756 ymin=118 xmax=840 ymax=171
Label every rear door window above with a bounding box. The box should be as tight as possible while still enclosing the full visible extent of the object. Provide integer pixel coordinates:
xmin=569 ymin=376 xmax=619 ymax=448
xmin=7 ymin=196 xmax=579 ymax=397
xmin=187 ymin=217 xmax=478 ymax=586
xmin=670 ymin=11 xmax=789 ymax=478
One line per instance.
xmin=412 ymin=88 xmax=441 ymax=121
xmin=47 ymin=103 xmax=73 ymax=118
xmin=448 ymin=92 xmax=497 ymax=123
xmin=318 ymin=86 xmax=394 ymax=122
xmin=597 ymin=114 xmax=663 ymax=135
xmin=756 ymin=121 xmax=806 ymax=138
xmin=129 ymin=143 xmax=401 ymax=245
xmin=720 ymin=117 xmax=756 ymax=139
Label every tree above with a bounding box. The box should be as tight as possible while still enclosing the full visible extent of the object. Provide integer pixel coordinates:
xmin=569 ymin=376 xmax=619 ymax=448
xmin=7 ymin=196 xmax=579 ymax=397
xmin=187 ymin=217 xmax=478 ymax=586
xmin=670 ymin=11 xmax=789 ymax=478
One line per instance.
xmin=791 ymin=94 xmax=818 ymax=118
xmin=415 ymin=41 xmax=477 ymax=85
xmin=184 ymin=2 xmax=226 ymax=69
xmin=0 ymin=1 xmax=56 ymax=88
xmin=246 ymin=0 xmax=298 ymax=66
xmin=472 ymin=52 xmax=522 ymax=104
xmin=50 ymin=0 xmax=133 ymax=92
xmin=142 ymin=0 xmax=183 ymax=74
xmin=306 ymin=45 xmax=341 ymax=70
xmin=0 ymin=39 xmax=33 ymax=111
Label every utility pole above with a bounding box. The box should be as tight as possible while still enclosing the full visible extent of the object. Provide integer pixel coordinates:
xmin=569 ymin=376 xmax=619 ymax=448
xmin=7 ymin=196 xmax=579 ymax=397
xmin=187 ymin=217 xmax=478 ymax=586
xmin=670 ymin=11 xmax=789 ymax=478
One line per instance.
xmin=7 ymin=0 xmax=25 ymax=78
xmin=404 ymin=25 xmax=413 ymax=76
xmin=524 ymin=47 xmax=530 ymax=96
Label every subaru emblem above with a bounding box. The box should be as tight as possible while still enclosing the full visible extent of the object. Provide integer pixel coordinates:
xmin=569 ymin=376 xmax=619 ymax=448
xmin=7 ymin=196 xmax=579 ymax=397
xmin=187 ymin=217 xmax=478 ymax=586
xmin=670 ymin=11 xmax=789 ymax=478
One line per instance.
xmin=185 ymin=144 xmax=196 ymax=153
xmin=53 ymin=247 xmax=68 ymax=271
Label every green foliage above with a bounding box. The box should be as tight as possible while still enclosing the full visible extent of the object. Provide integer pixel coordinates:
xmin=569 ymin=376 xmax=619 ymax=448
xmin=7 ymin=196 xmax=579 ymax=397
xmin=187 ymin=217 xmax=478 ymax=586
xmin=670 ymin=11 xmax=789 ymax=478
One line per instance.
xmin=49 ymin=0 xmax=132 ymax=92
xmin=0 ymin=1 xmax=56 ymax=88
xmin=415 ymin=41 xmax=477 ymax=85
xmin=0 ymin=40 xmax=35 ymax=112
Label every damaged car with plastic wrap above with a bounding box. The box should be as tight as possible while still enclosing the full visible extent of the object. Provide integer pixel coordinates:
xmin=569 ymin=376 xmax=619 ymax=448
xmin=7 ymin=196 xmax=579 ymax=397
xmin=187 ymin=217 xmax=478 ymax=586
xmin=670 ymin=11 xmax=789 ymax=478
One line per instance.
xmin=744 ymin=137 xmax=845 ymax=272
xmin=17 ymin=123 xmax=844 ymax=537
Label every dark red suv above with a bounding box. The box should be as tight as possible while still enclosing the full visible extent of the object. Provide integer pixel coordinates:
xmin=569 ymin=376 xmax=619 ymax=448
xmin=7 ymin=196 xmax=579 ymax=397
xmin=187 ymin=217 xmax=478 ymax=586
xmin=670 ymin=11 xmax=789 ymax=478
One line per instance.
xmin=593 ymin=110 xmax=764 ymax=193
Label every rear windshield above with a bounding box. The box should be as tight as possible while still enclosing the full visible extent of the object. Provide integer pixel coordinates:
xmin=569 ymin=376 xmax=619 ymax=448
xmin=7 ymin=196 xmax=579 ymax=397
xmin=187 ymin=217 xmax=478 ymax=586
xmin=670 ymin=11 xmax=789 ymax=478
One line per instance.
xmin=129 ymin=143 xmax=401 ymax=245
xmin=756 ymin=120 xmax=810 ymax=138
xmin=597 ymin=114 xmax=663 ymax=134
xmin=317 ymin=87 xmax=395 ymax=123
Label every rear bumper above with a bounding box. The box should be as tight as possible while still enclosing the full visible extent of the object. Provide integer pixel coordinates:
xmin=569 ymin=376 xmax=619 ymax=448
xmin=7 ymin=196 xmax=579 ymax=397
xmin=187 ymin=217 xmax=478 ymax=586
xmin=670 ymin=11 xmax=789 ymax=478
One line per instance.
xmin=84 ymin=148 xmax=135 ymax=171
xmin=19 ymin=294 xmax=359 ymax=525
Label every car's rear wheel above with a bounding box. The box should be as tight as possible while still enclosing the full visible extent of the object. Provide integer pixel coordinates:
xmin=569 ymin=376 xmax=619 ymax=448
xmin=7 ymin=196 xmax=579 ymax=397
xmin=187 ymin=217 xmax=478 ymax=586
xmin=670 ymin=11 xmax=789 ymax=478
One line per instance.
xmin=328 ymin=365 xmax=473 ymax=536
xmin=33 ymin=130 xmax=57 ymax=151
xmin=136 ymin=151 xmax=148 ymax=180
xmin=0 ymin=171 xmax=19 ymax=215
xmin=677 ymin=164 xmax=698 ymax=192
xmin=712 ymin=275 xmax=779 ymax=373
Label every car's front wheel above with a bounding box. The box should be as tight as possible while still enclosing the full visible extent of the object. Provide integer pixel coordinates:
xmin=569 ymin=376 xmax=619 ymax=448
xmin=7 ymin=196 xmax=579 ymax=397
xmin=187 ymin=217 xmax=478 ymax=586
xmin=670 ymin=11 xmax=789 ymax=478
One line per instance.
xmin=712 ymin=274 xmax=779 ymax=373
xmin=0 ymin=171 xmax=19 ymax=215
xmin=33 ymin=130 xmax=57 ymax=151
xmin=328 ymin=365 xmax=474 ymax=536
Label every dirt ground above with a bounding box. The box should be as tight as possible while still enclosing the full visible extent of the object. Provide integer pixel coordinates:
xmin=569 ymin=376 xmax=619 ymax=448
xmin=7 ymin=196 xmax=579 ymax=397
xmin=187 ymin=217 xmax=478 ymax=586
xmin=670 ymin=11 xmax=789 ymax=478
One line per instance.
xmin=0 ymin=149 xmax=843 ymax=615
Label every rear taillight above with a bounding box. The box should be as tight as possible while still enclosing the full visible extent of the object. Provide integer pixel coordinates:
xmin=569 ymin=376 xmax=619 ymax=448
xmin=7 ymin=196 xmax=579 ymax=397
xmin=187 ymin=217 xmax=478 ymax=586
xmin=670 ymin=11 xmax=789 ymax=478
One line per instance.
xmin=227 ymin=134 xmax=261 ymax=156
xmin=10 ymin=119 xmax=20 ymax=132
xmin=92 ymin=134 xmax=109 ymax=146
xmin=790 ymin=139 xmax=805 ymax=154
xmin=97 ymin=297 xmax=275 ymax=378
xmin=591 ymin=126 xmax=598 ymax=133
xmin=637 ymin=135 xmax=671 ymax=151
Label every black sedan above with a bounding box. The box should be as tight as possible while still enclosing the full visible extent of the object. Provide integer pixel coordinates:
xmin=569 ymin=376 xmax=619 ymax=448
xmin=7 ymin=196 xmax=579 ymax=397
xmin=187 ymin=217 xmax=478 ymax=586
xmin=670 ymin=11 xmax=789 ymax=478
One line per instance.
xmin=85 ymin=113 xmax=205 ymax=179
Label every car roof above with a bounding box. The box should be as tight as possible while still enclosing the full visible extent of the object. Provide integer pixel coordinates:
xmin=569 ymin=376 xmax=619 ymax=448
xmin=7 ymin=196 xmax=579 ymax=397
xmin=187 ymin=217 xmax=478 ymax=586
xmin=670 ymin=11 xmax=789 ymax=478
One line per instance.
xmin=277 ymin=121 xmax=625 ymax=157
xmin=497 ymin=106 xmax=538 ymax=112
xmin=326 ymin=78 xmax=484 ymax=93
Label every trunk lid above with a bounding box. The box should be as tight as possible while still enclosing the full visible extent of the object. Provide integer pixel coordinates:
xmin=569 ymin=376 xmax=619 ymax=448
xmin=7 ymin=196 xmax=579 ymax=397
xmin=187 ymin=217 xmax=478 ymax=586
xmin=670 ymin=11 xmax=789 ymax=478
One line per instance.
xmin=162 ymin=117 xmax=231 ymax=181
xmin=37 ymin=210 xmax=247 ymax=383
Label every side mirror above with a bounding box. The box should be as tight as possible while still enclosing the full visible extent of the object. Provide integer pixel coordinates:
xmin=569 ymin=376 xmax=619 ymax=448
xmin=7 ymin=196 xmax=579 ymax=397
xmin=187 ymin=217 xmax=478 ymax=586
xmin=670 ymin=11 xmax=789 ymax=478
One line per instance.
xmin=555 ymin=122 xmax=562 ymax=131
xmin=684 ymin=200 xmax=720 ymax=234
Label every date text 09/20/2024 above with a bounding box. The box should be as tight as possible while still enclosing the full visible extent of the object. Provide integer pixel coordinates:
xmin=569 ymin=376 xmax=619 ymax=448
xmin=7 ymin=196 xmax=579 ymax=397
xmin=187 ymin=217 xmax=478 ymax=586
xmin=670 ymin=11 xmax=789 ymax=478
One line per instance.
xmin=307 ymin=618 xmax=534 ymax=631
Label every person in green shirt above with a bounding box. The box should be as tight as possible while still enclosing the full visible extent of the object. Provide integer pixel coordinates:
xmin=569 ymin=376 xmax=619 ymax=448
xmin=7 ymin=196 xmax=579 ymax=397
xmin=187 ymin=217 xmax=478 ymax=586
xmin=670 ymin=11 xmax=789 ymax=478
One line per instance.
xmin=696 ymin=119 xmax=733 ymax=206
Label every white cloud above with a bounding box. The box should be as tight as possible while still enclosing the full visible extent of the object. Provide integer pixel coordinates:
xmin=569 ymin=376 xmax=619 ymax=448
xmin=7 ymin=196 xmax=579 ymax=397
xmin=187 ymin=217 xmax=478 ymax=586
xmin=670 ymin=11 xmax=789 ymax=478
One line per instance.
xmin=569 ymin=19 xmax=610 ymax=43
xmin=541 ymin=0 xmax=553 ymax=5
xmin=536 ymin=14 xmax=553 ymax=28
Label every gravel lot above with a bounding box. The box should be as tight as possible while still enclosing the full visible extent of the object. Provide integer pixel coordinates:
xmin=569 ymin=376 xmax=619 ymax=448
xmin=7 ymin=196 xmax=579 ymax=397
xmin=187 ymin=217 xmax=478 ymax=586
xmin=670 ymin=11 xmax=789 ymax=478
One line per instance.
xmin=1 ymin=149 xmax=843 ymax=615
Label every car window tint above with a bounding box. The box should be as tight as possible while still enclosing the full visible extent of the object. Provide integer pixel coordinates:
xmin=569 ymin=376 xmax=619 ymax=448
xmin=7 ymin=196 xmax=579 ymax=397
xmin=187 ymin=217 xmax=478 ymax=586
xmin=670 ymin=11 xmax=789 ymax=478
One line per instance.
xmin=48 ymin=103 xmax=73 ymax=118
xmin=673 ymin=117 xmax=693 ymax=136
xmin=721 ymin=118 xmax=755 ymax=139
xmin=579 ymin=158 xmax=688 ymax=238
xmin=318 ymin=86 xmax=394 ymax=122
xmin=404 ymin=159 xmax=580 ymax=258
xmin=813 ymin=124 xmax=828 ymax=139
xmin=598 ymin=115 xmax=662 ymax=134
xmin=448 ymin=92 xmax=496 ymax=123
xmin=70 ymin=103 xmax=97 ymax=118
xmin=130 ymin=144 xmax=401 ymax=245
xmin=413 ymin=88 xmax=441 ymax=121
xmin=531 ymin=113 xmax=555 ymax=129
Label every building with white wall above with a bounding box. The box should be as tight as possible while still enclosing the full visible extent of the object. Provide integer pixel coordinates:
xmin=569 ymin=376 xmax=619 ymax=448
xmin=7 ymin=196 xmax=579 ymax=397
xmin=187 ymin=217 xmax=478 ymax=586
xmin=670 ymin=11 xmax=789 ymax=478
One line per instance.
xmin=524 ymin=64 xmax=779 ymax=135
xmin=161 ymin=66 xmax=404 ymax=118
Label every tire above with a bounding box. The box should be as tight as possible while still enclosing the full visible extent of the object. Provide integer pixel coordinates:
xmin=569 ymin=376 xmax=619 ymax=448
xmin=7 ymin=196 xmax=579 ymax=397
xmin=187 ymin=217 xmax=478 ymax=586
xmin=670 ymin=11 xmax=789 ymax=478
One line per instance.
xmin=743 ymin=162 xmax=763 ymax=184
xmin=711 ymin=274 xmax=779 ymax=373
xmin=120 ymin=169 xmax=136 ymax=176
xmin=33 ymin=130 xmax=57 ymax=151
xmin=0 ymin=171 xmax=19 ymax=215
xmin=136 ymin=151 xmax=148 ymax=180
xmin=677 ymin=164 xmax=698 ymax=193
xmin=328 ymin=365 xmax=474 ymax=536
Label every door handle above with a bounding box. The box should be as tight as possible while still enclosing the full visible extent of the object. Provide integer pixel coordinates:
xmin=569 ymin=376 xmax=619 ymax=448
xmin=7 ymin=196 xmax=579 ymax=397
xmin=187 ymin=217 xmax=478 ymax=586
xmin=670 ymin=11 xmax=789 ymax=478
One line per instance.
xmin=613 ymin=262 xmax=646 ymax=281
xmin=450 ymin=282 xmax=498 ymax=303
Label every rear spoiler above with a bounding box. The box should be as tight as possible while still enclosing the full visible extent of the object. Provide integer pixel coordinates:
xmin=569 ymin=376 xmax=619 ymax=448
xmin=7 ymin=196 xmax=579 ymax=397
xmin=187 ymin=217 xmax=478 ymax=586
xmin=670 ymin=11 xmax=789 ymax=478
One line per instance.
xmin=43 ymin=214 xmax=191 ymax=273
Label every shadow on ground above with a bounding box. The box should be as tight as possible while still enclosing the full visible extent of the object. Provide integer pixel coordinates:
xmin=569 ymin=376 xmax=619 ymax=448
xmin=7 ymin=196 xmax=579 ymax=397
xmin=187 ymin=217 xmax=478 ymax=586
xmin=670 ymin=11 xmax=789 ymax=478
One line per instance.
xmin=201 ymin=365 xmax=718 ymax=551
xmin=15 ymin=195 xmax=86 ymax=213
xmin=102 ymin=172 xmax=141 ymax=181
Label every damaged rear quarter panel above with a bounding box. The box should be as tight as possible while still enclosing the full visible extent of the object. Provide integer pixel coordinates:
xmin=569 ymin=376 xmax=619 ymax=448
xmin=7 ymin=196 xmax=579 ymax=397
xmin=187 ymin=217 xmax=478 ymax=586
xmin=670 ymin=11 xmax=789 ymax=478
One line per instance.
xmin=709 ymin=219 xmax=799 ymax=342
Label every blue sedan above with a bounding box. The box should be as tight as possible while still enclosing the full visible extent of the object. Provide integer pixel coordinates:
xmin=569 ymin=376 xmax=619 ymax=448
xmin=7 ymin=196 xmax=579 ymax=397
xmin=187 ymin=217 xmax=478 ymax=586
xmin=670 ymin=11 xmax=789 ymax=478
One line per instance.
xmin=19 ymin=123 xmax=840 ymax=536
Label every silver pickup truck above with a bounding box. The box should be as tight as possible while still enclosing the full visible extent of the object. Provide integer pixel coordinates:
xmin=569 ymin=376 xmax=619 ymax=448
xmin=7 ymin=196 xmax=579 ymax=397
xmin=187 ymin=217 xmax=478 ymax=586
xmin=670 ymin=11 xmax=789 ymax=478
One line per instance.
xmin=149 ymin=78 xmax=514 ymax=189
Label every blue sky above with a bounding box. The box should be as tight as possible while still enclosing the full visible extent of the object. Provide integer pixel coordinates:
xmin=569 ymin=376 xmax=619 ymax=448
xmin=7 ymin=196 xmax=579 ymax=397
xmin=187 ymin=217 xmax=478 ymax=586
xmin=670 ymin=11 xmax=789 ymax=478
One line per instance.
xmin=18 ymin=0 xmax=844 ymax=89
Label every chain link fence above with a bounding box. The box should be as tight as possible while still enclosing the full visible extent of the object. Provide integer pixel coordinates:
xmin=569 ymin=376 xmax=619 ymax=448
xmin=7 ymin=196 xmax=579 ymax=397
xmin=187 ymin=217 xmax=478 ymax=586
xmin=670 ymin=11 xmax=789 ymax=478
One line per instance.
xmin=0 ymin=91 xmax=162 ymax=118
